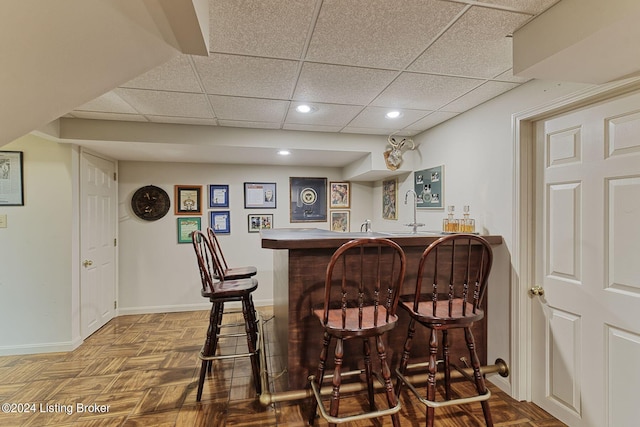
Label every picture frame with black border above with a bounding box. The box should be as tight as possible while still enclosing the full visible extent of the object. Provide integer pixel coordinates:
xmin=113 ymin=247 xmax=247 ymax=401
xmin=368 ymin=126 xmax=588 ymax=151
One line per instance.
xmin=289 ymin=177 xmax=327 ymax=222
xmin=175 ymin=185 xmax=202 ymax=215
xmin=210 ymin=210 xmax=230 ymax=234
xmin=244 ymin=182 xmax=276 ymax=209
xmin=413 ymin=165 xmax=444 ymax=209
xmin=209 ymin=184 xmax=229 ymax=208
xmin=248 ymin=213 xmax=273 ymax=233
xmin=0 ymin=151 xmax=24 ymax=206
xmin=177 ymin=217 xmax=201 ymax=244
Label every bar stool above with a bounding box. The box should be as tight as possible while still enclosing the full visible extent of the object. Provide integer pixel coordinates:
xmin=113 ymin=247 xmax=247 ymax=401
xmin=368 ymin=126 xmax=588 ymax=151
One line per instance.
xmin=395 ymin=234 xmax=494 ymax=427
xmin=191 ymin=230 xmax=261 ymax=401
xmin=308 ymin=238 xmax=406 ymax=427
xmin=207 ymin=227 xmax=257 ymax=280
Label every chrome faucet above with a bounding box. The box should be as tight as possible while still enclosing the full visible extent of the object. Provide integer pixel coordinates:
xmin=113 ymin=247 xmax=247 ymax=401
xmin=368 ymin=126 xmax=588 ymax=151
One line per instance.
xmin=404 ymin=189 xmax=424 ymax=234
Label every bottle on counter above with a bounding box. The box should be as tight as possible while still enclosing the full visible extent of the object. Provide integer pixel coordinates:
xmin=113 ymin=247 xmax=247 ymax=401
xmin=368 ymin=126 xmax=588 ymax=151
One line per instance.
xmin=462 ymin=205 xmax=475 ymax=233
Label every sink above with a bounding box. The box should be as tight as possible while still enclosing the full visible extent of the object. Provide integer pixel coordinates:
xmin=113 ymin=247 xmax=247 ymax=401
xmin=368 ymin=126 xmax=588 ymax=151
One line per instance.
xmin=377 ymin=231 xmax=442 ymax=236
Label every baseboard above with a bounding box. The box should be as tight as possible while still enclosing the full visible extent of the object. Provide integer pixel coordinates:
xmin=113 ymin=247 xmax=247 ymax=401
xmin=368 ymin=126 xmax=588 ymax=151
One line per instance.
xmin=117 ymin=298 xmax=274 ymax=316
xmin=0 ymin=335 xmax=83 ymax=356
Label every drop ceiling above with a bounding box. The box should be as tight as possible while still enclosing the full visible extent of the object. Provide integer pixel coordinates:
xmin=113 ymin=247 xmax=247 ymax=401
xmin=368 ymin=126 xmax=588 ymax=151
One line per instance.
xmin=67 ymin=0 xmax=558 ymax=139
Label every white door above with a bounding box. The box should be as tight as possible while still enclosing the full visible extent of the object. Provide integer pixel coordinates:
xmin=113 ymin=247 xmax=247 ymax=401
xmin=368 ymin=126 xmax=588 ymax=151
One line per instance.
xmin=531 ymin=91 xmax=640 ymax=426
xmin=80 ymin=151 xmax=117 ymax=338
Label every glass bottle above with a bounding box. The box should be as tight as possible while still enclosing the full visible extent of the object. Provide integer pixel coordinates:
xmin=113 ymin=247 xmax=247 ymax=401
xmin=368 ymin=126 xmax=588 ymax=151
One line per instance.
xmin=462 ymin=205 xmax=475 ymax=233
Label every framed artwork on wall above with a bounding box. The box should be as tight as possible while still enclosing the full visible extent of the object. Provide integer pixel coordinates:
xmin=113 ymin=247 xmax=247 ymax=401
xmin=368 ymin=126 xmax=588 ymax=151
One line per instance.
xmin=382 ymin=178 xmax=398 ymax=220
xmin=413 ymin=165 xmax=444 ymax=209
xmin=210 ymin=210 xmax=230 ymax=234
xmin=244 ymin=182 xmax=276 ymax=209
xmin=248 ymin=214 xmax=273 ymax=233
xmin=329 ymin=181 xmax=350 ymax=208
xmin=289 ymin=177 xmax=327 ymax=222
xmin=177 ymin=217 xmax=201 ymax=244
xmin=174 ymin=185 xmax=202 ymax=215
xmin=209 ymin=184 xmax=229 ymax=208
xmin=330 ymin=210 xmax=350 ymax=232
xmin=0 ymin=151 xmax=24 ymax=206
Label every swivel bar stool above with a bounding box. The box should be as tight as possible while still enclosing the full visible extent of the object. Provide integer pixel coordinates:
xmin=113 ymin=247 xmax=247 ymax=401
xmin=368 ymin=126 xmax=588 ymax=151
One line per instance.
xmin=191 ymin=230 xmax=261 ymax=401
xmin=395 ymin=234 xmax=494 ymax=426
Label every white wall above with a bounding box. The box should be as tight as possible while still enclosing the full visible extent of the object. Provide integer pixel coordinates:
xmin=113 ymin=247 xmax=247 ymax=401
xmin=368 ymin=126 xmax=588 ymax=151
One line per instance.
xmin=0 ymin=134 xmax=76 ymax=354
xmin=117 ymin=161 xmax=374 ymax=313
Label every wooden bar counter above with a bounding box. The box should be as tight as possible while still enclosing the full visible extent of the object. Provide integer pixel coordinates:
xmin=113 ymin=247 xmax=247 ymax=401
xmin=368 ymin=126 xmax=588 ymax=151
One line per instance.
xmin=261 ymin=228 xmax=503 ymax=390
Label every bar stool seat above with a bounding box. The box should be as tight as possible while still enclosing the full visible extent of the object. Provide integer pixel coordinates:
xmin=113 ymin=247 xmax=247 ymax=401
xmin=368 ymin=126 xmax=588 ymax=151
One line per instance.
xmin=308 ymin=238 xmax=406 ymax=427
xmin=191 ymin=230 xmax=261 ymax=402
xmin=395 ymin=234 xmax=494 ymax=427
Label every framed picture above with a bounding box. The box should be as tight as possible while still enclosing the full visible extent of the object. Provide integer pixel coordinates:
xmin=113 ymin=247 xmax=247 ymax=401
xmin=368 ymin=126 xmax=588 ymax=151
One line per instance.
xmin=290 ymin=177 xmax=327 ymax=222
xmin=330 ymin=210 xmax=350 ymax=232
xmin=175 ymin=185 xmax=202 ymax=215
xmin=248 ymin=214 xmax=273 ymax=233
xmin=210 ymin=210 xmax=230 ymax=234
xmin=329 ymin=181 xmax=350 ymax=208
xmin=209 ymin=184 xmax=229 ymax=208
xmin=414 ymin=165 xmax=444 ymax=209
xmin=177 ymin=217 xmax=201 ymax=244
xmin=0 ymin=151 xmax=24 ymax=206
xmin=244 ymin=182 xmax=276 ymax=209
xmin=382 ymin=178 xmax=398 ymax=220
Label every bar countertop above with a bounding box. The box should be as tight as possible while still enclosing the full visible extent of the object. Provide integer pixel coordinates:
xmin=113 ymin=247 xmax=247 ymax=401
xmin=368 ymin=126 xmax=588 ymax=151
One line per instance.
xmin=260 ymin=227 xmax=503 ymax=249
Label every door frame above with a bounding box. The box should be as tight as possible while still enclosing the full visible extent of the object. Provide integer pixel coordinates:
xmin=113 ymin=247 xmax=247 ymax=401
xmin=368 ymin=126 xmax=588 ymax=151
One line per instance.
xmin=510 ymin=76 xmax=640 ymax=401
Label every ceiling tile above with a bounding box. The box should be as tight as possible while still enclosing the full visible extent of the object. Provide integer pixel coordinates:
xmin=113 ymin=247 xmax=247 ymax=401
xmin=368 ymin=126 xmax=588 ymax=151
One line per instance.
xmin=75 ymin=91 xmax=138 ymax=114
xmin=193 ymin=54 xmax=299 ymax=99
xmin=442 ymin=81 xmax=520 ymax=112
xmin=293 ymin=63 xmax=398 ymax=105
xmin=306 ymin=0 xmax=465 ymax=69
xmin=404 ymin=111 xmax=459 ymax=131
xmin=348 ymin=106 xmax=431 ymax=129
xmin=285 ymin=103 xmax=363 ymax=127
xmin=372 ymin=72 xmax=483 ymax=110
xmin=493 ymin=68 xmax=532 ymax=83
xmin=341 ymin=126 xmax=415 ymax=136
xmin=120 ymin=55 xmax=202 ymax=93
xmin=409 ymin=6 xmax=531 ymax=78
xmin=209 ymin=0 xmax=317 ymax=58
xmin=209 ymin=96 xmax=289 ymax=122
xmin=115 ymin=89 xmax=213 ymax=118
xmin=283 ymin=123 xmax=344 ymax=133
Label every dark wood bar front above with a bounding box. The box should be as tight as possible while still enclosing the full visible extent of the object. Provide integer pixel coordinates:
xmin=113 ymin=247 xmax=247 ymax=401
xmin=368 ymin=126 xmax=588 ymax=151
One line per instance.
xmin=261 ymin=228 xmax=503 ymax=390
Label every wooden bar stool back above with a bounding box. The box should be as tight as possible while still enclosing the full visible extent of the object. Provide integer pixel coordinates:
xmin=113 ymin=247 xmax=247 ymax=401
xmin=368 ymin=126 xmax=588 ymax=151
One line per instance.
xmin=191 ymin=230 xmax=261 ymax=401
xmin=207 ymin=226 xmax=257 ymax=280
xmin=395 ymin=234 xmax=494 ymax=426
xmin=309 ymin=238 xmax=406 ymax=427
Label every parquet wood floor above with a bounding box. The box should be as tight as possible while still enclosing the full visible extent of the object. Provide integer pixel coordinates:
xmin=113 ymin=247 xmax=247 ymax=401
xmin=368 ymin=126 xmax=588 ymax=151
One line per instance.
xmin=0 ymin=308 xmax=565 ymax=426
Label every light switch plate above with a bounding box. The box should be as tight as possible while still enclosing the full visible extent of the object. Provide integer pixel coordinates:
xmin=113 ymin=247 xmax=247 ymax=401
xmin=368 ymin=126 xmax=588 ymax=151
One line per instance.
xmin=0 ymin=214 xmax=6 ymax=228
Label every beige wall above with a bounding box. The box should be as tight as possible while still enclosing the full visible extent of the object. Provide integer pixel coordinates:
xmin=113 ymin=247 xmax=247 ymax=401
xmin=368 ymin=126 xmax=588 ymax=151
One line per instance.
xmin=0 ymin=135 xmax=77 ymax=353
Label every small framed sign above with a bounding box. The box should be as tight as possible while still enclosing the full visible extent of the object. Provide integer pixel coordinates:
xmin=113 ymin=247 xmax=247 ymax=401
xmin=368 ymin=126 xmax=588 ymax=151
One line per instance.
xmin=210 ymin=210 xmax=230 ymax=234
xmin=177 ymin=217 xmax=201 ymax=244
xmin=248 ymin=214 xmax=273 ymax=233
xmin=209 ymin=184 xmax=229 ymax=208
xmin=0 ymin=151 xmax=24 ymax=206
xmin=175 ymin=185 xmax=202 ymax=215
xmin=244 ymin=182 xmax=276 ymax=209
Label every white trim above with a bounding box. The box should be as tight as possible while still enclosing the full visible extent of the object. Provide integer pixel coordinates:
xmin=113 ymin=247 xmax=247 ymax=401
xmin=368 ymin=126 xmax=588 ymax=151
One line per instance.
xmin=0 ymin=336 xmax=83 ymax=356
xmin=511 ymin=76 xmax=640 ymax=401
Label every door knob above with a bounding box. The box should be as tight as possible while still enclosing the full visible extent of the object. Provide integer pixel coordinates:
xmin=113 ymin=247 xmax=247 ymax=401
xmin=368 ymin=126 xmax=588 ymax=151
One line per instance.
xmin=83 ymin=260 xmax=94 ymax=267
xmin=529 ymin=286 xmax=544 ymax=296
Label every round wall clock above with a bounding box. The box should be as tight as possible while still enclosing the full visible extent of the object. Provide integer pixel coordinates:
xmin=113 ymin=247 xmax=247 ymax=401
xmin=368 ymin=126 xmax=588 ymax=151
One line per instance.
xmin=131 ymin=185 xmax=170 ymax=221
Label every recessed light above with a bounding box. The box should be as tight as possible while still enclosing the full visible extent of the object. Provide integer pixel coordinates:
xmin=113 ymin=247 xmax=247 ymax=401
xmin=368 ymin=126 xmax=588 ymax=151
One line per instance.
xmin=385 ymin=111 xmax=402 ymax=119
xmin=296 ymin=104 xmax=315 ymax=113
xmin=277 ymin=150 xmax=291 ymax=156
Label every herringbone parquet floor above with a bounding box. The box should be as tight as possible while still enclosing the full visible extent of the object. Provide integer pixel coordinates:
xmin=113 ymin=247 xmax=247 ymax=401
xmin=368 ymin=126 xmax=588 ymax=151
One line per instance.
xmin=0 ymin=308 xmax=565 ymax=426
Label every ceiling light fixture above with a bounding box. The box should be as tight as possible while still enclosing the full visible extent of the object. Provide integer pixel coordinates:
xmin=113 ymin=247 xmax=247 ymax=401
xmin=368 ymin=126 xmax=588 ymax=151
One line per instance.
xmin=295 ymin=104 xmax=315 ymax=113
xmin=277 ymin=150 xmax=291 ymax=156
xmin=385 ymin=111 xmax=402 ymax=119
